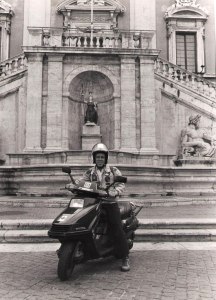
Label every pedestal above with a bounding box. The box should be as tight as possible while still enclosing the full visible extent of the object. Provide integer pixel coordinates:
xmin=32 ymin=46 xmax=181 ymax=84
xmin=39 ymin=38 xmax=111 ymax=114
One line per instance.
xmin=174 ymin=158 xmax=216 ymax=167
xmin=82 ymin=123 xmax=102 ymax=150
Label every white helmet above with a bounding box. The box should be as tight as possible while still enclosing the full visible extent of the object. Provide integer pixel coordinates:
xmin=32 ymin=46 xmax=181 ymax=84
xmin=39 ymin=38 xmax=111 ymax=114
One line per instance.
xmin=92 ymin=143 xmax=109 ymax=164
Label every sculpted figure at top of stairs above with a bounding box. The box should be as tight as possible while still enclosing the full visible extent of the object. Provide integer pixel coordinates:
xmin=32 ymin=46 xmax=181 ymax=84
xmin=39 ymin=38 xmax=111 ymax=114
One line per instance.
xmin=178 ymin=114 xmax=216 ymax=159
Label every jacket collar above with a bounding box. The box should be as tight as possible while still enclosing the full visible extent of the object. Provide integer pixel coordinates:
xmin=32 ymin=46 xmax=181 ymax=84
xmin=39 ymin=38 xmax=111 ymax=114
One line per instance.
xmin=93 ymin=164 xmax=111 ymax=173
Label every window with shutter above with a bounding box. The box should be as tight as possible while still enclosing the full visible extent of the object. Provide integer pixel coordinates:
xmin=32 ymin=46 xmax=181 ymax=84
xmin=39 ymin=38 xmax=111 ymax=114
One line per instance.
xmin=176 ymin=32 xmax=196 ymax=72
xmin=165 ymin=1 xmax=208 ymax=74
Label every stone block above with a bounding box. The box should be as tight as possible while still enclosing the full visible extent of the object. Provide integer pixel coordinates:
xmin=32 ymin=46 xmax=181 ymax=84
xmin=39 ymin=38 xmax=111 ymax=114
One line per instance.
xmin=82 ymin=123 xmax=102 ymax=150
xmin=82 ymin=123 xmax=101 ymax=135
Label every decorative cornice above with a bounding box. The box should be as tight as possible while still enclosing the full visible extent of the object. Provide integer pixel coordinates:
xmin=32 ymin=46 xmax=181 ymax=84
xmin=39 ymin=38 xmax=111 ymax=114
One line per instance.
xmin=0 ymin=0 xmax=14 ymax=15
xmin=57 ymin=0 xmax=126 ymax=13
xmin=165 ymin=0 xmax=209 ymax=19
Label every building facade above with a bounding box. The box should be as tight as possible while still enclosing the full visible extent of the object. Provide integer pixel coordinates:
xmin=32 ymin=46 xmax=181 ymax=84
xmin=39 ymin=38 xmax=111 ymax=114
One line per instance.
xmin=0 ymin=0 xmax=216 ymax=166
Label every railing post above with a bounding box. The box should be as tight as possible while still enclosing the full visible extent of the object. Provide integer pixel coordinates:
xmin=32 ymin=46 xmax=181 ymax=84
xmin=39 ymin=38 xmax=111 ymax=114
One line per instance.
xmin=6 ymin=62 xmax=10 ymax=75
xmin=14 ymin=59 xmax=18 ymax=73
xmin=162 ymin=62 xmax=167 ymax=76
xmin=77 ymin=37 xmax=81 ymax=47
xmin=191 ymin=75 xmax=195 ymax=89
xmin=1 ymin=64 xmax=6 ymax=77
xmin=185 ymin=73 xmax=190 ymax=85
xmin=90 ymin=35 xmax=93 ymax=47
xmin=168 ymin=65 xmax=173 ymax=80
xmin=84 ymin=36 xmax=87 ymax=47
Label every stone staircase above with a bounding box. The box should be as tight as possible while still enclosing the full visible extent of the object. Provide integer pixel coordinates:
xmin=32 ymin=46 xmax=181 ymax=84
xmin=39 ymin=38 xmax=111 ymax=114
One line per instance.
xmin=136 ymin=218 xmax=216 ymax=242
xmin=0 ymin=54 xmax=27 ymax=80
xmin=154 ymin=57 xmax=216 ymax=120
xmin=1 ymin=196 xmax=216 ymax=243
xmin=1 ymin=218 xmax=216 ymax=243
xmin=155 ymin=57 xmax=216 ymax=101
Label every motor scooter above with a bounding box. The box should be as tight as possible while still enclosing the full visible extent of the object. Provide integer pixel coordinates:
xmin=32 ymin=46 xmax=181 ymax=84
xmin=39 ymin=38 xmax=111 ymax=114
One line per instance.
xmin=48 ymin=167 xmax=143 ymax=281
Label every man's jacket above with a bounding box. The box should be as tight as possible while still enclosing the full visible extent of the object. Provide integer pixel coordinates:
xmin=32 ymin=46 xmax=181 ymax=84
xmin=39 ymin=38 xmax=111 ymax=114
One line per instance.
xmin=82 ymin=164 xmax=125 ymax=195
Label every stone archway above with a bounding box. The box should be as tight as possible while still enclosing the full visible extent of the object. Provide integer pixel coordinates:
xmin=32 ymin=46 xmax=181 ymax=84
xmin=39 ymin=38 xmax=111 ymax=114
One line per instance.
xmin=68 ymin=71 xmax=115 ymax=150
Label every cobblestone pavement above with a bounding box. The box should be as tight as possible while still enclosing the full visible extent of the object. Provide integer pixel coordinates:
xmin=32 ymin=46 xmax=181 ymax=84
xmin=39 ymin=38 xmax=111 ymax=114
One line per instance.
xmin=1 ymin=248 xmax=216 ymax=300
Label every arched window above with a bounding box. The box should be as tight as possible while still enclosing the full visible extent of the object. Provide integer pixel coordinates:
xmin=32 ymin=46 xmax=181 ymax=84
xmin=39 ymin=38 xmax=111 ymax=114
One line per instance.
xmin=165 ymin=0 xmax=208 ymax=74
xmin=0 ymin=0 xmax=13 ymax=61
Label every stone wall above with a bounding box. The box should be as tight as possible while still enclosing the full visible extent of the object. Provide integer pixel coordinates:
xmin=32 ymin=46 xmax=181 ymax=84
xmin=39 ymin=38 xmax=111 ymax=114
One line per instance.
xmin=68 ymin=98 xmax=83 ymax=150
xmin=1 ymin=164 xmax=216 ymax=197
xmin=0 ymin=74 xmax=27 ymax=161
xmin=155 ymin=78 xmax=216 ymax=155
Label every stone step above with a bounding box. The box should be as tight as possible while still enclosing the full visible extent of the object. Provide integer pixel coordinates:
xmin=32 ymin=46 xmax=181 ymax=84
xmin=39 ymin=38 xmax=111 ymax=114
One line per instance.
xmin=1 ymin=219 xmax=216 ymax=243
xmin=1 ymin=228 xmax=216 ymax=243
xmin=135 ymin=229 xmax=216 ymax=242
xmin=0 ymin=230 xmax=51 ymax=243
xmin=0 ymin=219 xmax=52 ymax=230
xmin=2 ymin=218 xmax=216 ymax=230
xmin=138 ymin=218 xmax=216 ymax=229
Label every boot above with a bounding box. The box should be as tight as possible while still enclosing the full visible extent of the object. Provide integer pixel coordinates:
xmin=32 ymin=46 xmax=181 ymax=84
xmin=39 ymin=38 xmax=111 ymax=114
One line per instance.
xmin=121 ymin=256 xmax=130 ymax=272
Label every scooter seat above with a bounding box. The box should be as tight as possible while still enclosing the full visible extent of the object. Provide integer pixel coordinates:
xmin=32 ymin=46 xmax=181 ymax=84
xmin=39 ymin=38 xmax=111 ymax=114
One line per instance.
xmin=118 ymin=201 xmax=132 ymax=219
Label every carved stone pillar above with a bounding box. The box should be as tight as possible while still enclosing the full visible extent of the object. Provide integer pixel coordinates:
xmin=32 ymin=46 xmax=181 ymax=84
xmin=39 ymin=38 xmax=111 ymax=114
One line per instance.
xmin=24 ymin=53 xmax=43 ymax=152
xmin=140 ymin=56 xmax=158 ymax=154
xmin=120 ymin=56 xmax=137 ymax=152
xmin=45 ymin=54 xmax=64 ymax=151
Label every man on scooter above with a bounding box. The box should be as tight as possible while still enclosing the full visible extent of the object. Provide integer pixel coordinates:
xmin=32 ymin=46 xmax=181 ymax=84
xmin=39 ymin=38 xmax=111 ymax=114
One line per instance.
xmin=66 ymin=143 xmax=130 ymax=272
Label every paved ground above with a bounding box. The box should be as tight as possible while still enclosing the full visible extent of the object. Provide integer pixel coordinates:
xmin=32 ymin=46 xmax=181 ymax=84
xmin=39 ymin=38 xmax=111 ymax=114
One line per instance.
xmin=1 ymin=196 xmax=216 ymax=299
xmin=1 ymin=245 xmax=216 ymax=300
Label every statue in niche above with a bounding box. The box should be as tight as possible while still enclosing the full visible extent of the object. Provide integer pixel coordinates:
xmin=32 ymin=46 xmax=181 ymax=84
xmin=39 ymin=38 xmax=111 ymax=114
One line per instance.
xmin=180 ymin=114 xmax=216 ymax=158
xmin=84 ymin=92 xmax=98 ymax=125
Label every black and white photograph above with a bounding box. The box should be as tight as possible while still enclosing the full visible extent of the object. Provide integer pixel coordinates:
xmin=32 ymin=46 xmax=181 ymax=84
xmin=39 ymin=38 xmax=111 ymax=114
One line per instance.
xmin=0 ymin=0 xmax=216 ymax=299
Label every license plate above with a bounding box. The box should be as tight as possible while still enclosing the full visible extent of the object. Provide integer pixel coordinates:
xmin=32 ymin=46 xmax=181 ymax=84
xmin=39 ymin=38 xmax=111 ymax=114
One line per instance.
xmin=69 ymin=198 xmax=84 ymax=208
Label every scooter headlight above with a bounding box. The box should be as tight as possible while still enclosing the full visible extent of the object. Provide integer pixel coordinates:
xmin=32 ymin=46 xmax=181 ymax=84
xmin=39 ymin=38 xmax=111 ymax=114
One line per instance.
xmin=69 ymin=198 xmax=84 ymax=208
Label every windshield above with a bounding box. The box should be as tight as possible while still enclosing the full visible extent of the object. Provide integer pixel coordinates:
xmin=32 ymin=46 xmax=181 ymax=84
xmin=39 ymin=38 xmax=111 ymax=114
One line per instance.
xmin=70 ymin=196 xmax=98 ymax=208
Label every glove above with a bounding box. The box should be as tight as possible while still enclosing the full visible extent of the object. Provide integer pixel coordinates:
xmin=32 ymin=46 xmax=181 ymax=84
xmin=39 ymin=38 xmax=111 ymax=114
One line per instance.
xmin=108 ymin=189 xmax=119 ymax=197
xmin=65 ymin=183 xmax=76 ymax=190
xmin=98 ymin=190 xmax=107 ymax=197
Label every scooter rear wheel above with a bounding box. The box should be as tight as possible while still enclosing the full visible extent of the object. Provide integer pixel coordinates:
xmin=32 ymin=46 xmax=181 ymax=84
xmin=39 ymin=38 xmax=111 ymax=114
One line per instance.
xmin=57 ymin=242 xmax=76 ymax=281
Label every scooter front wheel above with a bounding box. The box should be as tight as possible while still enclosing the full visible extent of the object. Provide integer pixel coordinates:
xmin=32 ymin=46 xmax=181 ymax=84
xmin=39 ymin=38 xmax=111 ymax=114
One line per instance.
xmin=57 ymin=242 xmax=76 ymax=281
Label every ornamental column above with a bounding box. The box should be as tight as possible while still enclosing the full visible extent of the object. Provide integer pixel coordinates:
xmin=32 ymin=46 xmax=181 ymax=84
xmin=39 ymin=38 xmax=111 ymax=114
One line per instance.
xmin=24 ymin=53 xmax=43 ymax=152
xmin=45 ymin=54 xmax=64 ymax=151
xmin=140 ymin=56 xmax=158 ymax=154
xmin=120 ymin=56 xmax=137 ymax=152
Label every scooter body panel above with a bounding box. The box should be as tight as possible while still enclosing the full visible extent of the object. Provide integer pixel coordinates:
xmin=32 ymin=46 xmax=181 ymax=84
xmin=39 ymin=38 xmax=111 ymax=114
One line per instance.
xmin=48 ymin=200 xmax=100 ymax=241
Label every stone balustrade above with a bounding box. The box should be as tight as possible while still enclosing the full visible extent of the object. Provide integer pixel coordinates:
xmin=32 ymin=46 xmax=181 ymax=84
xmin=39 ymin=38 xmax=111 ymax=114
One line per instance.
xmin=155 ymin=57 xmax=216 ymax=100
xmin=0 ymin=54 xmax=27 ymax=79
xmin=28 ymin=27 xmax=155 ymax=50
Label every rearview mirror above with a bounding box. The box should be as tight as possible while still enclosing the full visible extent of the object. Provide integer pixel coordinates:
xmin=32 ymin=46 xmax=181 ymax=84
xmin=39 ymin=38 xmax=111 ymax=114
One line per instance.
xmin=114 ymin=176 xmax=127 ymax=183
xmin=62 ymin=167 xmax=71 ymax=174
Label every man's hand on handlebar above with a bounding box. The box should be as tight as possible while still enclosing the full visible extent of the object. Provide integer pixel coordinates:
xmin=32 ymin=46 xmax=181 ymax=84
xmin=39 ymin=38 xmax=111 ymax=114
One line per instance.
xmin=108 ymin=189 xmax=119 ymax=198
xmin=65 ymin=183 xmax=76 ymax=190
xmin=98 ymin=189 xmax=108 ymax=197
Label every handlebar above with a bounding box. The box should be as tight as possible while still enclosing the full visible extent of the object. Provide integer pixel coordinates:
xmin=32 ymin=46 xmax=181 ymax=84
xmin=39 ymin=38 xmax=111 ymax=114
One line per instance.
xmin=62 ymin=167 xmax=127 ymax=196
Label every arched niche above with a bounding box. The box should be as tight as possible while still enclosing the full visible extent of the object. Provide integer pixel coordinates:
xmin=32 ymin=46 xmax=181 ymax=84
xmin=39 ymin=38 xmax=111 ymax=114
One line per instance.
xmin=68 ymin=70 xmax=115 ymax=149
xmin=165 ymin=0 xmax=208 ymax=73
